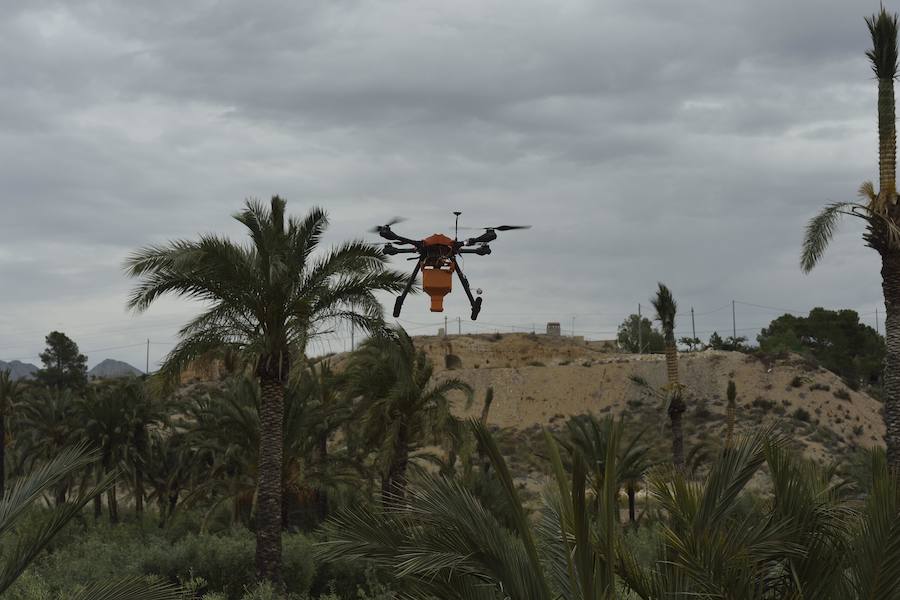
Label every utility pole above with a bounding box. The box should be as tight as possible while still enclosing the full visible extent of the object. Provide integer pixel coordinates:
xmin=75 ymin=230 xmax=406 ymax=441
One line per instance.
xmin=146 ymin=338 xmax=150 ymax=374
xmin=876 ymin=307 xmax=881 ymax=336
xmin=732 ymin=300 xmax=737 ymax=340
xmin=458 ymin=316 xmax=461 ymax=335
xmin=571 ymin=316 xmax=576 ymax=337
xmin=444 ymin=315 xmax=448 ymax=337
xmin=691 ymin=307 xmax=696 ymax=341
xmin=638 ymin=303 xmax=642 ymax=354
xmin=350 ymin=321 xmax=355 ymax=351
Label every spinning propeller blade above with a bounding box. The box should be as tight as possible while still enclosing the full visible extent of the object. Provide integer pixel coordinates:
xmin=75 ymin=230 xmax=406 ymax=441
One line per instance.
xmin=458 ymin=224 xmax=531 ymax=232
xmin=368 ymin=217 xmax=406 ymax=233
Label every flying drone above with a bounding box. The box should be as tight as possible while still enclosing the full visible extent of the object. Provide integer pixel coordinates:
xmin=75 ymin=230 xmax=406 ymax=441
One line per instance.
xmin=371 ymin=213 xmax=530 ymax=320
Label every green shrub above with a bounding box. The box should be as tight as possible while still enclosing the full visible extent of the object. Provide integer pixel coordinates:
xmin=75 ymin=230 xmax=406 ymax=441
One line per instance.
xmin=809 ymin=382 xmax=830 ymax=392
xmin=751 ymin=397 xmax=776 ymax=411
xmin=792 ymin=408 xmax=811 ymax=422
xmin=141 ymin=530 xmax=315 ymax=599
xmin=833 ymin=388 xmax=852 ymax=401
xmin=790 ymin=376 xmax=804 ymax=388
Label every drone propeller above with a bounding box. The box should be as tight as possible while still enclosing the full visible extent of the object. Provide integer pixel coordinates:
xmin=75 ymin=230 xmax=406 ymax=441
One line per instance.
xmin=368 ymin=217 xmax=406 ymax=233
xmin=459 ymin=225 xmax=531 ymax=232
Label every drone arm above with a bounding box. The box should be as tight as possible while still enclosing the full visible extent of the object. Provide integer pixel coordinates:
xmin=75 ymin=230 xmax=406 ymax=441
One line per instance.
xmin=393 ymin=261 xmax=421 ymax=318
xmin=463 ymin=230 xmax=498 ymax=246
xmin=384 ymin=244 xmax=419 ymax=255
xmin=458 ymin=245 xmax=491 ymax=256
xmin=379 ymin=227 xmax=421 ymax=246
xmin=452 ymin=259 xmax=482 ymax=320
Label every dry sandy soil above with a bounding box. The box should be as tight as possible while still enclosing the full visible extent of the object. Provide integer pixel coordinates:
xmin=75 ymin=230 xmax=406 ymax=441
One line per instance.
xmin=411 ymin=332 xmax=885 ymax=465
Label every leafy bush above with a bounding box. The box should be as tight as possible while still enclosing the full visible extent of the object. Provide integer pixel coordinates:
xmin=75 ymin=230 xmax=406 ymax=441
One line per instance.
xmin=751 ymin=397 xmax=776 ymax=411
xmin=790 ymin=376 xmax=804 ymax=388
xmin=141 ymin=530 xmax=315 ymax=599
xmin=833 ymin=388 xmax=852 ymax=401
xmin=809 ymin=382 xmax=830 ymax=392
xmin=792 ymin=408 xmax=811 ymax=422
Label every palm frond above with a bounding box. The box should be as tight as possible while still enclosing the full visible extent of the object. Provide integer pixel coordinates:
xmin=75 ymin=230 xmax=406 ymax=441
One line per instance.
xmin=866 ymin=7 xmax=899 ymax=79
xmin=70 ymin=577 xmax=182 ymax=600
xmin=801 ymin=202 xmax=858 ymax=272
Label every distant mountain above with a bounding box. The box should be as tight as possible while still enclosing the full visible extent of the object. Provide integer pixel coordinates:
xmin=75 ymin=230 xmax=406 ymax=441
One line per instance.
xmin=88 ymin=359 xmax=143 ymax=379
xmin=0 ymin=360 xmax=38 ymax=381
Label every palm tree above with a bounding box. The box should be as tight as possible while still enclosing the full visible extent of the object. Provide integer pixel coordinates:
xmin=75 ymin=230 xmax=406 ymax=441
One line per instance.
xmin=78 ymin=385 xmax=136 ymax=523
xmin=115 ymin=379 xmax=163 ymax=518
xmin=565 ymin=414 xmax=651 ymax=523
xmin=293 ymin=359 xmax=348 ymax=523
xmin=324 ymin=425 xmax=900 ymax=599
xmin=15 ymin=388 xmax=78 ymax=505
xmin=125 ymin=197 xmax=406 ymax=583
xmin=0 ymin=371 xmax=22 ymax=497
xmin=651 ymin=282 xmax=686 ymax=470
xmin=346 ymin=326 xmax=472 ymax=504
xmin=801 ymin=8 xmax=900 ymax=471
xmin=320 ymin=420 xmax=622 ymax=600
xmin=0 ymin=444 xmax=181 ymax=598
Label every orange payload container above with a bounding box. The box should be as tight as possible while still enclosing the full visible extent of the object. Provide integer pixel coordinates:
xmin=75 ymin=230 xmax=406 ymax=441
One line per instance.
xmin=422 ymin=266 xmax=453 ymax=312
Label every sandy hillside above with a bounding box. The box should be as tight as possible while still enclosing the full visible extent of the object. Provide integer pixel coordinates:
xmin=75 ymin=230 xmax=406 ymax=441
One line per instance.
xmin=409 ymin=332 xmax=885 ymax=463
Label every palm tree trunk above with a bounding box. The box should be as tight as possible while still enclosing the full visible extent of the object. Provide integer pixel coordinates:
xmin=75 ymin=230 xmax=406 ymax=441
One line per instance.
xmin=315 ymin=432 xmax=328 ymax=522
xmin=135 ymin=469 xmax=144 ymax=517
xmin=382 ymin=432 xmax=409 ymax=506
xmin=255 ymin=376 xmax=284 ymax=586
xmin=627 ymin=483 xmax=636 ymax=523
xmin=725 ymin=400 xmax=736 ymax=449
xmin=665 ymin=342 xmax=686 ymax=471
xmin=107 ymin=483 xmax=119 ymax=524
xmin=882 ymin=251 xmax=900 ymax=472
xmin=880 ymin=77 xmax=897 ymax=205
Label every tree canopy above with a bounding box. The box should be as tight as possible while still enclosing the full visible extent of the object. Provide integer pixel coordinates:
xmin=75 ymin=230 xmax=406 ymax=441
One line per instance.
xmin=35 ymin=331 xmax=87 ymax=390
xmin=617 ymin=314 xmax=664 ymax=353
xmin=757 ymin=308 xmax=884 ymax=387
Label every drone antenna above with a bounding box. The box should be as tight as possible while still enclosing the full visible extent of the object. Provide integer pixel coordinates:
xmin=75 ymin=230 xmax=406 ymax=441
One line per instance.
xmin=453 ymin=211 xmax=462 ymax=241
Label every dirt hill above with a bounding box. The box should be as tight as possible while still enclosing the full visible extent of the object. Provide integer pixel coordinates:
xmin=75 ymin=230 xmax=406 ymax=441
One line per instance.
xmin=408 ymin=332 xmax=884 ymax=465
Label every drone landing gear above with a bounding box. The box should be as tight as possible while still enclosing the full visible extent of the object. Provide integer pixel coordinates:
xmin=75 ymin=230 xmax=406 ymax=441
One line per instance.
xmin=393 ymin=261 xmax=421 ymax=318
xmin=453 ymin=260 xmax=482 ymax=320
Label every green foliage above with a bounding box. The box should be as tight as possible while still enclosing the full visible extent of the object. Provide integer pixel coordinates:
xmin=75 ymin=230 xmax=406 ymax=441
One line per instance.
xmin=650 ymin=283 xmax=677 ymax=344
xmin=709 ymin=332 xmax=749 ymax=351
xmin=34 ymin=331 xmax=87 ymax=390
xmin=141 ymin=531 xmax=315 ymax=599
xmin=617 ymin=314 xmax=664 ymax=353
xmin=792 ymin=408 xmax=812 ymax=422
xmin=757 ymin=308 xmax=884 ymax=387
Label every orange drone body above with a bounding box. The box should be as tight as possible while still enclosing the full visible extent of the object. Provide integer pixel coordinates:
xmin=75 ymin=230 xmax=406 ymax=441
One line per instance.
xmin=373 ymin=216 xmax=528 ymax=321
xmin=421 ymin=234 xmax=456 ymax=312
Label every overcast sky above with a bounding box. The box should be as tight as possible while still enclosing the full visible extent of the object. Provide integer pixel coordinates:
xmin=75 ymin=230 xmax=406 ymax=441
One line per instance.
xmin=0 ymin=0 xmax=890 ymax=370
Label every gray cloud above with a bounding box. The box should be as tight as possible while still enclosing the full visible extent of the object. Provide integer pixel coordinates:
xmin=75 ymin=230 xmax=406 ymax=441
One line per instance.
xmin=0 ymin=0 xmax=891 ymax=369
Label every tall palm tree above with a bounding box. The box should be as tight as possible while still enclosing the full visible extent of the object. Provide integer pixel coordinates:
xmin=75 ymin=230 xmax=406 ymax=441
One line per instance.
xmin=346 ymin=326 xmax=472 ymax=504
xmin=651 ymin=283 xmax=686 ymax=470
xmin=801 ymin=8 xmax=900 ymax=471
xmin=125 ymin=196 xmax=406 ymax=584
xmin=15 ymin=388 xmax=78 ymax=505
xmin=0 ymin=371 xmax=22 ymax=497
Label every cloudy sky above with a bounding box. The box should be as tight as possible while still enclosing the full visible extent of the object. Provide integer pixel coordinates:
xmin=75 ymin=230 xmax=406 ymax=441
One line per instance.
xmin=0 ymin=0 xmax=890 ymax=370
